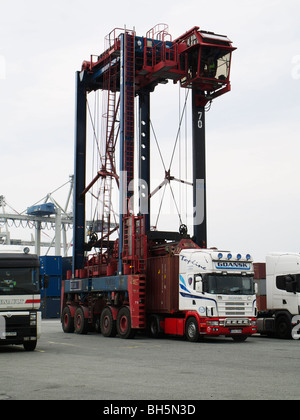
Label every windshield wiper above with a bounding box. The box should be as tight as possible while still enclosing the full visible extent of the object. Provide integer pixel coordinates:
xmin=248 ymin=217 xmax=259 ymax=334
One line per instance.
xmin=231 ymin=288 xmax=242 ymax=294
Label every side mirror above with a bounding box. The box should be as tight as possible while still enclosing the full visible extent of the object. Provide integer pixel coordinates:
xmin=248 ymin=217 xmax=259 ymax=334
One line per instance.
xmin=285 ymin=275 xmax=297 ymax=294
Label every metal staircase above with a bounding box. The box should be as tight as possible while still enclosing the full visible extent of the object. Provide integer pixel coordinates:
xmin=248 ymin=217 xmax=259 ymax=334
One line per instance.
xmin=124 ymin=33 xmax=135 ymax=206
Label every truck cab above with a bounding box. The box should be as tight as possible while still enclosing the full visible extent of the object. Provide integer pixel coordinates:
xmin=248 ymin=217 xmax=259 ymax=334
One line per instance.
xmin=0 ymin=250 xmax=42 ymax=351
xmin=256 ymin=253 xmax=300 ymax=339
xmin=266 ymin=253 xmax=300 ymax=315
xmin=179 ymin=249 xmax=257 ymax=340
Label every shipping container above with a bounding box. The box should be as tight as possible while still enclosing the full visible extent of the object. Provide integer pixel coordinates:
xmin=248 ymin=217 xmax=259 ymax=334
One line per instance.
xmin=253 ymin=262 xmax=266 ymax=280
xmin=146 ymin=254 xmax=179 ymax=314
xmin=254 ymin=262 xmax=267 ymax=311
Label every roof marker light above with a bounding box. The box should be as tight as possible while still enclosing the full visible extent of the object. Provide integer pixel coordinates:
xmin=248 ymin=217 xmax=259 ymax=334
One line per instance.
xmin=218 ymin=253 xmax=223 ymax=259
xmin=227 ymin=253 xmax=232 ymax=260
xmin=237 ymin=254 xmax=242 ymax=260
xmin=246 ymin=254 xmax=251 ymax=260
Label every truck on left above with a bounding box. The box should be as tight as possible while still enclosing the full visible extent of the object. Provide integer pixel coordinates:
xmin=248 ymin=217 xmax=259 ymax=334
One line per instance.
xmin=0 ymin=250 xmax=46 ymax=351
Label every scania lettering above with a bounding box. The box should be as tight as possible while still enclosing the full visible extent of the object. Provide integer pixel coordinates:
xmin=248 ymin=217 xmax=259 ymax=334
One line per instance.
xmin=0 ymin=250 xmax=44 ymax=351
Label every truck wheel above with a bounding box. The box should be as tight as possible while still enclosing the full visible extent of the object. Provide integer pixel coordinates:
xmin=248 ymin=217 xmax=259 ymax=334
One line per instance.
xmin=117 ymin=307 xmax=136 ymax=339
xmin=94 ymin=315 xmax=101 ymax=333
xmin=23 ymin=340 xmax=37 ymax=351
xmin=74 ymin=307 xmax=88 ymax=335
xmin=148 ymin=315 xmax=162 ymax=338
xmin=276 ymin=316 xmax=291 ymax=339
xmin=185 ymin=317 xmax=200 ymax=342
xmin=62 ymin=306 xmax=75 ymax=333
xmin=100 ymin=307 xmax=117 ymax=337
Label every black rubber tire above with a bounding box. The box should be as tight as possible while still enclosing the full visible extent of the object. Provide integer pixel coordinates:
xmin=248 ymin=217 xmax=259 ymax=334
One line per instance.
xmin=62 ymin=306 xmax=74 ymax=333
xmin=116 ymin=307 xmax=136 ymax=339
xmin=23 ymin=340 xmax=37 ymax=351
xmin=148 ymin=315 xmax=162 ymax=338
xmin=74 ymin=307 xmax=88 ymax=335
xmin=94 ymin=315 xmax=101 ymax=333
xmin=100 ymin=307 xmax=117 ymax=337
xmin=276 ymin=316 xmax=292 ymax=339
xmin=185 ymin=317 xmax=200 ymax=342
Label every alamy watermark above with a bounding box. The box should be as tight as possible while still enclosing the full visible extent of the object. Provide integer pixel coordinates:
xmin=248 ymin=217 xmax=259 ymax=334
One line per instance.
xmin=119 ymin=173 xmax=205 ymax=226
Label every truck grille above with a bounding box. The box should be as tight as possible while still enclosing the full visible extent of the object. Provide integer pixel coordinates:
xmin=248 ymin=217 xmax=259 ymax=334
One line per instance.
xmin=225 ymin=302 xmax=246 ymax=316
xmin=225 ymin=302 xmax=245 ymax=316
xmin=214 ymin=301 xmax=247 ymax=317
xmin=5 ymin=315 xmax=30 ymax=327
xmin=0 ymin=313 xmax=36 ymax=342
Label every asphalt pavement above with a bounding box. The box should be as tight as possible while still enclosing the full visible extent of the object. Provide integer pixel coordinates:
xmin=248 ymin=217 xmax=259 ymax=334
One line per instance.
xmin=0 ymin=320 xmax=299 ymax=401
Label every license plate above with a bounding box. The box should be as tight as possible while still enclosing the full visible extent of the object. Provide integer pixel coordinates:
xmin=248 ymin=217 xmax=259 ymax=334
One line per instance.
xmin=230 ymin=329 xmax=242 ymax=334
xmin=5 ymin=332 xmax=17 ymax=337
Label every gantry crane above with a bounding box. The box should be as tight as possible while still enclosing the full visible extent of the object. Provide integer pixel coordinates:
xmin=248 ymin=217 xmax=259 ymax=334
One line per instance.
xmin=60 ymin=24 xmax=237 ymax=339
xmin=73 ymin=24 xmax=236 ymax=277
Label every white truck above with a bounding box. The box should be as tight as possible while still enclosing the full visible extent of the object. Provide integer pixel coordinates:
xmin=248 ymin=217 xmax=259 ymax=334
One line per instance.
xmin=255 ymin=253 xmax=300 ymax=339
xmin=0 ymin=250 xmax=44 ymax=351
xmin=175 ymin=248 xmax=257 ymax=341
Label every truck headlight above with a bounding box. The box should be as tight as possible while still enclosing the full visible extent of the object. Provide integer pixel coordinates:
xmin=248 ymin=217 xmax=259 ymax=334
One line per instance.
xmin=207 ymin=321 xmax=219 ymax=326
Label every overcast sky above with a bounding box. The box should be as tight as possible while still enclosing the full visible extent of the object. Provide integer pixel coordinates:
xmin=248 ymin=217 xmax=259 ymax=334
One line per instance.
xmin=0 ymin=0 xmax=299 ymax=261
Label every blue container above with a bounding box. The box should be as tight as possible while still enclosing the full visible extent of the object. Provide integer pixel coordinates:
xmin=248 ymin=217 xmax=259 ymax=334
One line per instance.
xmin=40 ymin=256 xmax=62 ymax=276
xmin=62 ymin=257 xmax=72 ymax=279
xmin=40 ymin=256 xmax=62 ymax=298
xmin=41 ymin=297 xmax=61 ymax=319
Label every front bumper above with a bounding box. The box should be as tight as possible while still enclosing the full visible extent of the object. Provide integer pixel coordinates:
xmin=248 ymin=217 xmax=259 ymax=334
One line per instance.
xmin=200 ymin=317 xmax=257 ymax=336
xmin=0 ymin=312 xmax=39 ymax=345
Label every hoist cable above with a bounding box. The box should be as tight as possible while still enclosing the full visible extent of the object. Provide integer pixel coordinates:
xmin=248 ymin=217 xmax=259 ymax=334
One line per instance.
xmin=154 ymin=183 xmax=167 ymax=229
xmin=168 ymin=182 xmax=183 ymax=226
xmin=87 ymin=97 xmax=102 ymax=161
xmin=168 ymin=88 xmax=190 ymax=171
xmin=150 ymin=87 xmax=190 ymax=230
xmin=150 ymin=120 xmax=167 ymax=173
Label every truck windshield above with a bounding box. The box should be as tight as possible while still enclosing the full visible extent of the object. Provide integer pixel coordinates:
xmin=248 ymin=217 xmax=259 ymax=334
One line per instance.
xmin=204 ymin=275 xmax=254 ymax=295
xmin=0 ymin=268 xmax=40 ymax=295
